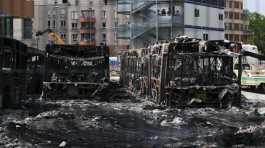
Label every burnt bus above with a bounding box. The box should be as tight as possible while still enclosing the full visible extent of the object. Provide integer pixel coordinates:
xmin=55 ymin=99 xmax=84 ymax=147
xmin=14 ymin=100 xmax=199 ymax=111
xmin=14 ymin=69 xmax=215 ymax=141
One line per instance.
xmin=42 ymin=44 xmax=109 ymax=99
xmin=0 ymin=37 xmax=27 ymax=109
xmin=121 ymin=38 xmax=241 ymax=108
xmin=26 ymin=47 xmax=45 ymax=97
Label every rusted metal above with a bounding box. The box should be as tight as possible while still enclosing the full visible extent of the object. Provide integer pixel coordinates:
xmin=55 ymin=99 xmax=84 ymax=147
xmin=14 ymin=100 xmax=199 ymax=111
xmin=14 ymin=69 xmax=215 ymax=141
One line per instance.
xmin=1 ymin=37 xmax=111 ymax=104
xmin=26 ymin=47 xmax=45 ymax=97
xmin=121 ymin=37 xmax=241 ymax=108
xmin=0 ymin=37 xmax=27 ymax=108
xmin=42 ymin=44 xmax=110 ymax=99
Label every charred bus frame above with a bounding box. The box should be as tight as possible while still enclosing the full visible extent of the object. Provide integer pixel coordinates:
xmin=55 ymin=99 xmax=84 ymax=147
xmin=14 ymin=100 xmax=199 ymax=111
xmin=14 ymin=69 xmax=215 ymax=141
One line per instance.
xmin=42 ymin=44 xmax=110 ymax=99
xmin=121 ymin=39 xmax=242 ymax=108
xmin=0 ymin=37 xmax=27 ymax=108
xmin=26 ymin=47 xmax=45 ymax=97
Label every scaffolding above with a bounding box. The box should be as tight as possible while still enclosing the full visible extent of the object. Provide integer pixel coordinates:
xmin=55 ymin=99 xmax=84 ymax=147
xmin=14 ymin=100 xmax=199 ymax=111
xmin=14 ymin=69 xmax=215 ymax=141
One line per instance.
xmin=117 ymin=0 xmax=184 ymax=49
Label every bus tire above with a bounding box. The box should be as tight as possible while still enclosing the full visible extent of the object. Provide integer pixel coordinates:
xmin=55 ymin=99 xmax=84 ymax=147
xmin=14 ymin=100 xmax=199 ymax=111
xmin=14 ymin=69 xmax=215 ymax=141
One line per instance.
xmin=221 ymin=93 xmax=233 ymax=109
xmin=259 ymin=84 xmax=265 ymax=93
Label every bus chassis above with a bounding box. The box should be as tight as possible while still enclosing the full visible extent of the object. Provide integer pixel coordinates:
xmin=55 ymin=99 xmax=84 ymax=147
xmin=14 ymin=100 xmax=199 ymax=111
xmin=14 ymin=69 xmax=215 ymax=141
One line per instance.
xmin=121 ymin=40 xmax=241 ymax=108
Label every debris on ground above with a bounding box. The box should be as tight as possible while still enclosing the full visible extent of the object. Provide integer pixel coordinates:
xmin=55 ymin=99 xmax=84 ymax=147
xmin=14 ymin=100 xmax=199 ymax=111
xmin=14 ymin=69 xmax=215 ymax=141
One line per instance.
xmin=1 ymin=84 xmax=265 ymax=147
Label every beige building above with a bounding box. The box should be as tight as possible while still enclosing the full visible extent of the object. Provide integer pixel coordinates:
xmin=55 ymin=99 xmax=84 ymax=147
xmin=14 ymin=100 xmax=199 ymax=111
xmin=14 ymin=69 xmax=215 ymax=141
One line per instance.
xmin=0 ymin=0 xmax=34 ymax=46
xmin=0 ymin=0 xmax=33 ymax=18
xmin=224 ymin=0 xmax=253 ymax=43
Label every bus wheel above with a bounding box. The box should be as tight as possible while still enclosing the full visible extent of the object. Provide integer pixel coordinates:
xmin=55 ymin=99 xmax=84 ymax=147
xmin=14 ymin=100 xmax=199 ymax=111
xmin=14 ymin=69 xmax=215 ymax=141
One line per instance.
xmin=221 ymin=93 xmax=233 ymax=109
xmin=259 ymin=84 xmax=265 ymax=93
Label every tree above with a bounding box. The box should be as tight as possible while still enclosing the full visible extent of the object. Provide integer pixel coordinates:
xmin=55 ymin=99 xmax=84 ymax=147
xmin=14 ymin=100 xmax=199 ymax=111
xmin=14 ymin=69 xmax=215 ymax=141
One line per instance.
xmin=248 ymin=12 xmax=265 ymax=54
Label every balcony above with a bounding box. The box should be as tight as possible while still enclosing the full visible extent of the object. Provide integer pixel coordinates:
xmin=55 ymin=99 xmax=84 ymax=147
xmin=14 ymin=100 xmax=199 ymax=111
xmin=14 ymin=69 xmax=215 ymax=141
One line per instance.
xmin=80 ymin=40 xmax=96 ymax=46
xmin=80 ymin=17 xmax=96 ymax=23
xmin=80 ymin=28 xmax=96 ymax=34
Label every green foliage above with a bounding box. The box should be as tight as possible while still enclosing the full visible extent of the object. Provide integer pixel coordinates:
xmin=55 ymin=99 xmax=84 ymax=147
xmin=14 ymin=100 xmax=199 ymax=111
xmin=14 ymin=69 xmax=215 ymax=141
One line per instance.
xmin=248 ymin=11 xmax=265 ymax=54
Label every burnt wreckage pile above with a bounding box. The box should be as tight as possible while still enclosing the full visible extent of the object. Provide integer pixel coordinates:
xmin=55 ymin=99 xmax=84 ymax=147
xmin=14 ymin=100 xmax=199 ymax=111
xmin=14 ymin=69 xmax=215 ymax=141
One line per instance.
xmin=0 ymin=37 xmax=27 ymax=108
xmin=0 ymin=36 xmax=110 ymax=108
xmin=42 ymin=45 xmax=109 ymax=99
xmin=121 ymin=37 xmax=242 ymax=108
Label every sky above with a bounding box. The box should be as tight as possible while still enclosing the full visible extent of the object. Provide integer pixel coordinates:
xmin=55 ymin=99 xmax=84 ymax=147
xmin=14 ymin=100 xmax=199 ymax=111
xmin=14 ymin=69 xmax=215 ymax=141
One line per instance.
xmin=244 ymin=0 xmax=265 ymax=15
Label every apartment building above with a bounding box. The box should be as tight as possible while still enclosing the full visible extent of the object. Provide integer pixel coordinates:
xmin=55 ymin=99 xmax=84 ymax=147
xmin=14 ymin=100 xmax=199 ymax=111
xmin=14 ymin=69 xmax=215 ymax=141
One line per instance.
xmin=117 ymin=0 xmax=225 ymax=49
xmin=224 ymin=0 xmax=253 ymax=43
xmin=0 ymin=0 xmax=34 ymax=46
xmin=34 ymin=0 xmax=116 ymax=51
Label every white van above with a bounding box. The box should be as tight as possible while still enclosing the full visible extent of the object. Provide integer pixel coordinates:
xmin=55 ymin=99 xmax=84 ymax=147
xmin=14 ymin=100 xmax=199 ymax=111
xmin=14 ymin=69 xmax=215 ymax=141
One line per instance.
xmin=234 ymin=44 xmax=265 ymax=89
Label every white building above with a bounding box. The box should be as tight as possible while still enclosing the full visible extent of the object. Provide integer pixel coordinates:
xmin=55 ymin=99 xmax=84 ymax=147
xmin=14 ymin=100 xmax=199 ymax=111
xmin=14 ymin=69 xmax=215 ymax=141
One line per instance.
xmin=117 ymin=0 xmax=226 ymax=49
xmin=184 ymin=0 xmax=225 ymax=40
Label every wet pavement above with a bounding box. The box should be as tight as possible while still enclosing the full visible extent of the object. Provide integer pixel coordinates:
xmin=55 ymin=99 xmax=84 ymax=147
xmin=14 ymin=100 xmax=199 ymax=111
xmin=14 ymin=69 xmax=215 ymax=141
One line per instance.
xmin=1 ymin=84 xmax=265 ymax=148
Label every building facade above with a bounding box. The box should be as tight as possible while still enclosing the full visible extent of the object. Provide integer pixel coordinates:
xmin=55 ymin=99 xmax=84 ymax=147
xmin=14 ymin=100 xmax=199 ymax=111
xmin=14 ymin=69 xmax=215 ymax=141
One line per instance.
xmin=224 ymin=0 xmax=253 ymax=43
xmin=0 ymin=0 xmax=34 ymax=46
xmin=0 ymin=0 xmax=33 ymax=18
xmin=117 ymin=0 xmax=184 ymax=49
xmin=184 ymin=0 xmax=225 ymax=41
xmin=34 ymin=0 xmax=117 ymax=52
xmin=117 ymin=0 xmax=225 ymax=49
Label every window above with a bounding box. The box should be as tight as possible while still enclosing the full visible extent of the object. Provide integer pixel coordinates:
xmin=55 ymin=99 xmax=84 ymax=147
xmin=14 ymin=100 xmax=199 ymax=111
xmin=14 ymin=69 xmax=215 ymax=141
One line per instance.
xmin=234 ymin=64 xmax=251 ymax=70
xmin=72 ymin=23 xmax=78 ymax=29
xmin=240 ymin=2 xmax=243 ymax=9
xmin=102 ymin=33 xmax=106 ymax=41
xmin=234 ymin=23 xmax=239 ymax=30
xmin=81 ymin=33 xmax=95 ymax=41
xmin=234 ymin=34 xmax=239 ymax=41
xmin=229 ymin=1 xmax=233 ymax=8
xmin=228 ymin=23 xmax=232 ymax=30
xmin=219 ymin=14 xmax=223 ymax=20
xmin=48 ymin=20 xmax=51 ymax=28
xmin=60 ymin=32 xmax=66 ymax=39
xmin=234 ymin=1 xmax=239 ymax=8
xmin=89 ymin=1 xmax=93 ymax=6
xmin=62 ymin=0 xmax=68 ymax=3
xmin=225 ymin=12 xmax=228 ymax=19
xmin=229 ymin=34 xmax=234 ymax=41
xmin=81 ymin=9 xmax=95 ymax=18
xmin=2 ymin=52 xmax=12 ymax=69
xmin=234 ymin=12 xmax=240 ymax=19
xmin=243 ymin=64 xmax=251 ymax=70
xmin=71 ymin=11 xmax=79 ymax=19
xmin=161 ymin=8 xmax=167 ymax=16
xmin=102 ymin=22 xmax=106 ymax=28
xmin=60 ymin=9 xmax=66 ymax=15
xmin=225 ymin=34 xmax=228 ymax=40
xmin=102 ymin=10 xmax=106 ymax=18
xmin=229 ymin=12 xmax=233 ymax=19
xmin=72 ymin=34 xmax=78 ymax=41
xmin=194 ymin=9 xmax=200 ymax=17
xmin=203 ymin=33 xmax=208 ymax=41
xmin=104 ymin=0 xmax=108 ymax=5
xmin=61 ymin=20 xmax=66 ymax=27
xmin=23 ymin=19 xmax=32 ymax=39
xmin=224 ymin=23 xmax=228 ymax=30
xmin=81 ymin=22 xmax=95 ymax=29
xmin=75 ymin=0 xmax=79 ymax=5
xmin=53 ymin=20 xmax=56 ymax=28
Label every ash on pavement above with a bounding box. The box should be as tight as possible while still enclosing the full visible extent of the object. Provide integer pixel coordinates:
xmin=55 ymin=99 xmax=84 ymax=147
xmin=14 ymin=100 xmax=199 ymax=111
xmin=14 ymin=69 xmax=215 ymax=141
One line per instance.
xmin=1 ymin=84 xmax=265 ymax=148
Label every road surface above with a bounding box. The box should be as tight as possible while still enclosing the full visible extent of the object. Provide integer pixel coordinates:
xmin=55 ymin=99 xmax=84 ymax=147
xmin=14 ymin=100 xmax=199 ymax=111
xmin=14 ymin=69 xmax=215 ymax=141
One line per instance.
xmin=1 ymin=86 xmax=265 ymax=147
